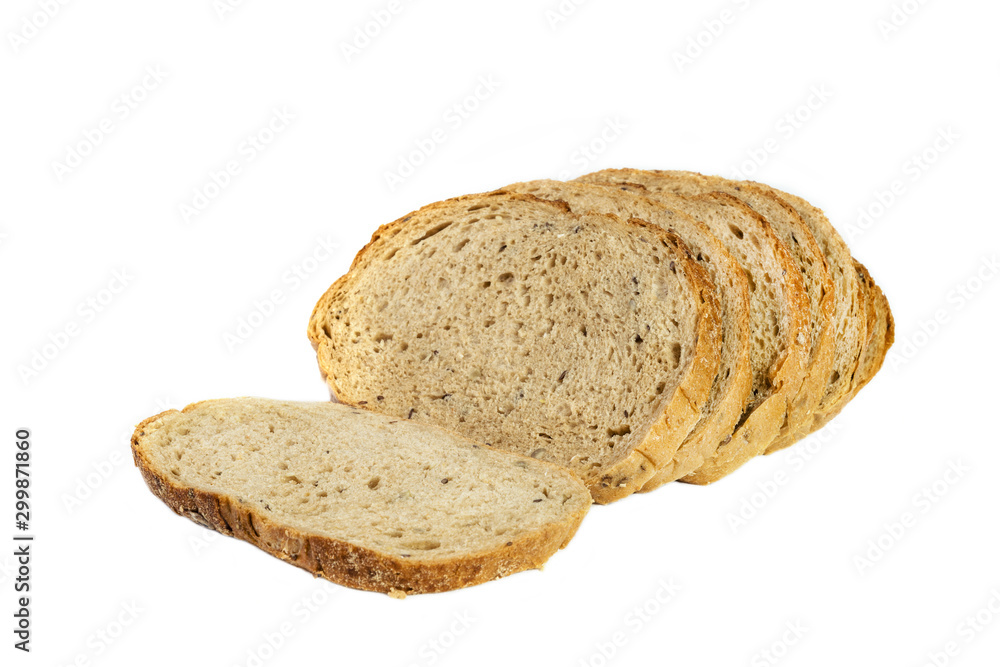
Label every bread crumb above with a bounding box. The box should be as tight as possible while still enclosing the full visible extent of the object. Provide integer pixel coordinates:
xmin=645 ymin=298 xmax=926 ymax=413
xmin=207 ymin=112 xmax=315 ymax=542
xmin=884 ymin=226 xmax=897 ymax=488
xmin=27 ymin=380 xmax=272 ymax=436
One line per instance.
xmin=388 ymin=588 xmax=408 ymax=600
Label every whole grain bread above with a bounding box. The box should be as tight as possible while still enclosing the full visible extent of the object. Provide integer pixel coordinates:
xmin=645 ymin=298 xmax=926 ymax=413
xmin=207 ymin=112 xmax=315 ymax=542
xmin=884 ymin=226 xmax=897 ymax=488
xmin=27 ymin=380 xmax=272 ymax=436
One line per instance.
xmin=608 ymin=170 xmax=836 ymax=453
xmin=500 ymin=179 xmax=753 ymax=488
xmin=308 ymin=191 xmax=722 ymax=503
xmin=131 ymin=398 xmax=592 ymax=596
xmin=576 ymin=171 xmax=810 ymax=484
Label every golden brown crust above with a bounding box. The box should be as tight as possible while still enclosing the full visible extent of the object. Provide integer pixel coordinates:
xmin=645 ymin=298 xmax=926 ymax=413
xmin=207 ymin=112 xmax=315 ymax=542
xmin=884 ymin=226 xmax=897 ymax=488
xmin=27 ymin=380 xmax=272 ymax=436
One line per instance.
xmin=793 ymin=262 xmax=893 ymax=438
xmin=588 ymin=449 xmax=657 ymax=504
xmin=850 ymin=262 xmax=889 ymax=391
xmin=640 ymin=354 xmax=754 ymax=490
xmin=131 ymin=406 xmax=589 ymax=596
xmin=683 ymin=384 xmax=786 ymax=484
xmin=308 ymin=191 xmax=722 ymax=503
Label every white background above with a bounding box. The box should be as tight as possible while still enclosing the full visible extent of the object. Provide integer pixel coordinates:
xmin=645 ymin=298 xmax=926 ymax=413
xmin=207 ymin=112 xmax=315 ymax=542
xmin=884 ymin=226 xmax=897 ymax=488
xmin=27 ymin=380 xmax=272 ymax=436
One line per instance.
xmin=2 ymin=1 xmax=999 ymax=665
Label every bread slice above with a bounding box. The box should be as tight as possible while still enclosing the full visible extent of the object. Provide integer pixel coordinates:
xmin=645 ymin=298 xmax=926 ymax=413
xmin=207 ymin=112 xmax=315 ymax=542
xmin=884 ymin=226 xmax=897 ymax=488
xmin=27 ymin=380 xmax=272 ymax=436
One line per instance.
xmin=607 ymin=170 xmax=836 ymax=453
xmin=499 ymin=179 xmax=753 ymax=488
xmin=132 ymin=398 xmax=591 ymax=596
xmin=576 ymin=171 xmax=810 ymax=484
xmin=308 ymin=191 xmax=722 ymax=503
xmin=851 ymin=262 xmax=894 ymax=392
xmin=795 ymin=262 xmax=894 ymax=438
xmin=742 ymin=184 xmax=871 ymax=436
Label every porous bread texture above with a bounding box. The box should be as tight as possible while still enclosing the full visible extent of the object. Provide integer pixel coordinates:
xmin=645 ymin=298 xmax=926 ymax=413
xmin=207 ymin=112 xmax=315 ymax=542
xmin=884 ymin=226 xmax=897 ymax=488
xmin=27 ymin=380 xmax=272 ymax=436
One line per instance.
xmin=612 ymin=170 xmax=836 ymax=453
xmin=576 ymin=171 xmax=810 ymax=484
xmin=500 ymin=179 xmax=752 ymax=488
xmin=308 ymin=191 xmax=721 ymax=503
xmin=132 ymin=398 xmax=591 ymax=596
xmin=744 ymin=183 xmax=871 ymax=429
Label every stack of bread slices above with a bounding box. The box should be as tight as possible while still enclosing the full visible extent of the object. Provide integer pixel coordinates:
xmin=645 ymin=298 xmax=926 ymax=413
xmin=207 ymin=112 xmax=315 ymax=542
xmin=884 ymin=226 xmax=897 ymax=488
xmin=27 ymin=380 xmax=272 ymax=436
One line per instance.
xmin=309 ymin=169 xmax=893 ymax=501
xmin=133 ymin=169 xmax=892 ymax=595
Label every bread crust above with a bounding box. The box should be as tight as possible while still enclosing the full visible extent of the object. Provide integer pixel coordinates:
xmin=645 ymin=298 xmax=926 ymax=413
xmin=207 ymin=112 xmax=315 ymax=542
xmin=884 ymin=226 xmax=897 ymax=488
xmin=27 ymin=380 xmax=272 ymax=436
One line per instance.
xmin=131 ymin=403 xmax=589 ymax=596
xmin=848 ymin=262 xmax=892 ymax=394
xmin=308 ymin=191 xmax=722 ymax=503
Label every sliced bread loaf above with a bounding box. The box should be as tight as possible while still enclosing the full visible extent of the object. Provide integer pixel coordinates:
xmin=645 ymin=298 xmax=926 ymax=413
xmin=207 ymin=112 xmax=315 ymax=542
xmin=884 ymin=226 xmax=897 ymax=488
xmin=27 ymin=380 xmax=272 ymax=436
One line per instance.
xmin=608 ymin=170 xmax=836 ymax=453
xmin=500 ymin=179 xmax=753 ymax=488
xmin=308 ymin=191 xmax=722 ymax=503
xmin=132 ymin=398 xmax=592 ymax=596
xmin=576 ymin=171 xmax=811 ymax=484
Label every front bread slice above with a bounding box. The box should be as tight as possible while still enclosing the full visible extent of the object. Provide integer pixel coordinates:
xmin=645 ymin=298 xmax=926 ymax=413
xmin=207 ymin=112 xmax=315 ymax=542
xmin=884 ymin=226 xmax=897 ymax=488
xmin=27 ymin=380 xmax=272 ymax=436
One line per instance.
xmin=308 ymin=191 xmax=722 ymax=503
xmin=132 ymin=398 xmax=592 ymax=596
